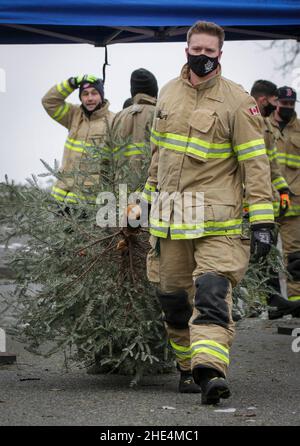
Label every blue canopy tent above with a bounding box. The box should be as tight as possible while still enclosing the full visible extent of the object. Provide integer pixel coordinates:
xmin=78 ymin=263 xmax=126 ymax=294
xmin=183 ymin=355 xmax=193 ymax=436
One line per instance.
xmin=0 ymin=0 xmax=300 ymax=46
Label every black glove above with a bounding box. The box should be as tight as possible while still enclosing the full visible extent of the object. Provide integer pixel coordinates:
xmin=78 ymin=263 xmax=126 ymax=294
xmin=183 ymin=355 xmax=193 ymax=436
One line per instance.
xmin=250 ymin=224 xmax=274 ymax=260
xmin=68 ymin=74 xmax=98 ymax=89
xmin=68 ymin=75 xmax=83 ymax=89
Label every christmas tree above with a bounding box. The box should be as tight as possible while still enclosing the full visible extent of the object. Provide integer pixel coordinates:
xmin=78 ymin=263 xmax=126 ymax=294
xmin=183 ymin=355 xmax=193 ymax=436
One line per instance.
xmin=0 ymin=133 xmax=173 ymax=385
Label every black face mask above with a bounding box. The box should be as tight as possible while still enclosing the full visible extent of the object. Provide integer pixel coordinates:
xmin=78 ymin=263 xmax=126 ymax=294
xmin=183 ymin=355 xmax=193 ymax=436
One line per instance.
xmin=187 ymin=53 xmax=219 ymax=77
xmin=278 ymin=107 xmax=295 ymax=122
xmin=263 ymin=102 xmax=276 ymax=117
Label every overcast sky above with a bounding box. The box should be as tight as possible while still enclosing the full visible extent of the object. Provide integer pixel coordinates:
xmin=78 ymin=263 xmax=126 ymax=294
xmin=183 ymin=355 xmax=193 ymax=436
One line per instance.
xmin=0 ymin=39 xmax=299 ymax=184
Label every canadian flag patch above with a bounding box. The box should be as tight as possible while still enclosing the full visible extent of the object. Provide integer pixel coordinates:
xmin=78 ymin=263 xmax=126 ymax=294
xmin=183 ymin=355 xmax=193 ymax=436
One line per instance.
xmin=248 ymin=105 xmax=260 ymax=116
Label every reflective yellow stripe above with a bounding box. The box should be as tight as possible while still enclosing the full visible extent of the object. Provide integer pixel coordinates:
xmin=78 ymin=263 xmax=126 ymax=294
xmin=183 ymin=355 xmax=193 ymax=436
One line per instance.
xmin=144 ymin=182 xmax=157 ymax=192
xmin=57 ymin=80 xmax=74 ymax=97
xmin=52 ymin=103 xmax=70 ymax=122
xmin=65 ymin=137 xmax=94 ymax=153
xmin=150 ymin=218 xmax=169 ymax=228
xmin=267 ymin=147 xmax=277 ymax=161
xmin=141 ymin=192 xmax=152 ymax=203
xmin=68 ymin=138 xmax=92 ymax=147
xmin=150 ymin=228 xmax=169 ymax=238
xmin=273 ymin=201 xmax=280 ymax=218
xmin=170 ymin=219 xmax=242 ymax=231
xmin=142 ymin=182 xmax=157 ymax=203
xmin=67 ymin=191 xmax=97 ymax=201
xmin=151 ymin=129 xmax=232 ymax=160
xmin=277 ymin=153 xmax=300 ymax=168
xmin=52 ymin=186 xmax=68 ymax=197
xmin=51 ymin=186 xmax=96 ymax=204
xmin=249 ymin=203 xmax=274 ymax=223
xmin=51 ymin=193 xmax=65 ymax=202
xmin=285 ymin=205 xmax=300 ymax=217
xmin=234 ymin=138 xmax=266 ymax=161
xmin=288 ymin=296 xmax=300 ymax=302
xmin=170 ymin=340 xmax=192 ymax=359
xmin=171 ymin=228 xmax=241 ymax=240
xmin=272 ymin=176 xmax=289 ymax=190
xmin=191 ymin=340 xmax=229 ymax=365
xmin=149 ymin=218 xmax=242 ymax=239
xmin=65 ymin=142 xmax=85 ymax=153
xmin=123 ymin=150 xmax=143 ymax=156
xmin=114 ymin=142 xmax=145 ymax=157
xmin=191 ymin=347 xmax=229 ymax=364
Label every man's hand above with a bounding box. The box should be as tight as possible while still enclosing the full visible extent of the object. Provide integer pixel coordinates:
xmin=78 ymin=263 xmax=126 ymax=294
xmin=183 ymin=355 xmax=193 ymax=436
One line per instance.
xmin=68 ymin=75 xmax=84 ymax=89
xmin=250 ymin=224 xmax=274 ymax=260
xmin=122 ymin=204 xmax=142 ymax=234
xmin=279 ymin=188 xmax=291 ymax=217
xmin=68 ymin=74 xmax=98 ymax=89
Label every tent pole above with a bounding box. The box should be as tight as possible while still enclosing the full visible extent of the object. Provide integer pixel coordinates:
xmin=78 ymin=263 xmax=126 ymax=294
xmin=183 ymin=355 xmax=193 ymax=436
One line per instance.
xmin=2 ymin=24 xmax=96 ymax=45
xmin=102 ymin=46 xmax=109 ymax=84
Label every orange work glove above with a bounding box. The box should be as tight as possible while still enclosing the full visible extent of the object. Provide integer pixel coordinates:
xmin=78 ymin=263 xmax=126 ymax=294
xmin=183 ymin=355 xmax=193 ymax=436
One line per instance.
xmin=279 ymin=189 xmax=290 ymax=217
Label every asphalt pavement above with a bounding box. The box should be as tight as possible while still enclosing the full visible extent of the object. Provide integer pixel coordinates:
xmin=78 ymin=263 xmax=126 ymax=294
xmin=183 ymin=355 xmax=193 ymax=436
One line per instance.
xmin=0 ymin=238 xmax=299 ymax=427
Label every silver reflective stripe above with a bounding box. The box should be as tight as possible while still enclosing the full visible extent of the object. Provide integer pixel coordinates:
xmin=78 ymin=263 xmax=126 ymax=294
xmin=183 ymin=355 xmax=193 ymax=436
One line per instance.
xmin=150 ymin=224 xmax=169 ymax=234
xmin=162 ymin=135 xmax=187 ymax=150
xmin=249 ymin=209 xmax=274 ymax=216
xmin=191 ymin=343 xmax=229 ymax=360
xmin=236 ymin=143 xmax=265 ymax=156
xmin=171 ymin=223 xmax=241 ymax=236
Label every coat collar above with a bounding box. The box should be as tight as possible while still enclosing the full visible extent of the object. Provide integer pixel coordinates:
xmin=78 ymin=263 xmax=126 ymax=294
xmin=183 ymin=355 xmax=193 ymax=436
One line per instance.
xmin=133 ymin=93 xmax=157 ymax=106
xmin=180 ymin=63 xmax=224 ymax=102
xmin=269 ymin=111 xmax=299 ymax=131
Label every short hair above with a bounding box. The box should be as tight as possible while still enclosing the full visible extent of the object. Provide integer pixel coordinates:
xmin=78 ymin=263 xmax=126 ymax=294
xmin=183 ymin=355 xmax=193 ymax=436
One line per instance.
xmin=187 ymin=21 xmax=225 ymax=50
xmin=250 ymin=80 xmax=278 ymax=99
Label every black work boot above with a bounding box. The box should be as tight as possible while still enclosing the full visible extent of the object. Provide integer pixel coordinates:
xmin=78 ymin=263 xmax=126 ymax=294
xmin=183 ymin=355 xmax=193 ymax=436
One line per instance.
xmin=193 ymin=366 xmax=231 ymax=405
xmin=267 ymin=293 xmax=300 ymax=320
xmin=266 ymin=273 xmax=300 ymax=319
xmin=178 ymin=370 xmax=201 ymax=394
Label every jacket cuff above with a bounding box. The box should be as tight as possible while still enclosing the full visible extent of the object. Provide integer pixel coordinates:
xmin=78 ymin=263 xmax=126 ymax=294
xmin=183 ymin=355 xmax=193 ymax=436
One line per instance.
xmin=56 ymin=79 xmax=75 ymax=98
xmin=248 ymin=203 xmax=274 ymax=224
xmin=141 ymin=181 xmax=157 ymax=204
xmin=272 ymin=176 xmax=289 ymax=191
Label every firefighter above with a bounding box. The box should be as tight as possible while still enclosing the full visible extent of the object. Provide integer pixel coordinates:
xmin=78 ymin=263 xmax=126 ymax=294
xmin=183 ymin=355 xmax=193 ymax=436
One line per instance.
xmin=250 ymin=80 xmax=300 ymax=318
xmin=140 ymin=21 xmax=275 ymax=404
xmin=269 ymin=86 xmax=300 ymax=309
xmin=112 ymin=68 xmax=158 ymax=176
xmin=42 ymin=75 xmax=114 ymax=207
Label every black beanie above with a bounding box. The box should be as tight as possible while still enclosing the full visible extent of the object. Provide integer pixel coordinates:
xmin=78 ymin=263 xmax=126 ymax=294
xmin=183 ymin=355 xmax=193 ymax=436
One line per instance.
xmin=79 ymin=79 xmax=104 ymax=102
xmin=130 ymin=68 xmax=158 ymax=98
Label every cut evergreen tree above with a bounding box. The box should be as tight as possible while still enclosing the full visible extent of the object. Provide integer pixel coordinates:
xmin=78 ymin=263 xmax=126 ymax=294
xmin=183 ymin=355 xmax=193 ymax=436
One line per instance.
xmin=0 ymin=133 xmax=174 ymax=384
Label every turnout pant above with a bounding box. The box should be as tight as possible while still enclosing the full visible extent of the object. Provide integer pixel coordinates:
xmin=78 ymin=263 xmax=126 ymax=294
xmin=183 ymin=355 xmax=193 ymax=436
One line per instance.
xmin=279 ymin=216 xmax=300 ymax=302
xmin=149 ymin=235 xmax=249 ymax=378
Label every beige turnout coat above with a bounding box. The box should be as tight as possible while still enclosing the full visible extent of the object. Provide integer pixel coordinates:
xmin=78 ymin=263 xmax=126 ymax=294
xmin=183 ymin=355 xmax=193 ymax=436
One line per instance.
xmin=111 ymin=93 xmax=156 ymax=173
xmin=269 ymin=113 xmax=300 ymax=217
xmin=142 ymin=65 xmax=274 ymax=240
xmin=42 ymin=79 xmax=114 ymax=204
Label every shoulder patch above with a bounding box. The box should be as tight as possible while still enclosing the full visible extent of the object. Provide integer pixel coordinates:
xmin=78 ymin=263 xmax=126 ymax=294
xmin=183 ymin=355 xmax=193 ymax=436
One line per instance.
xmin=248 ymin=105 xmax=260 ymax=116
